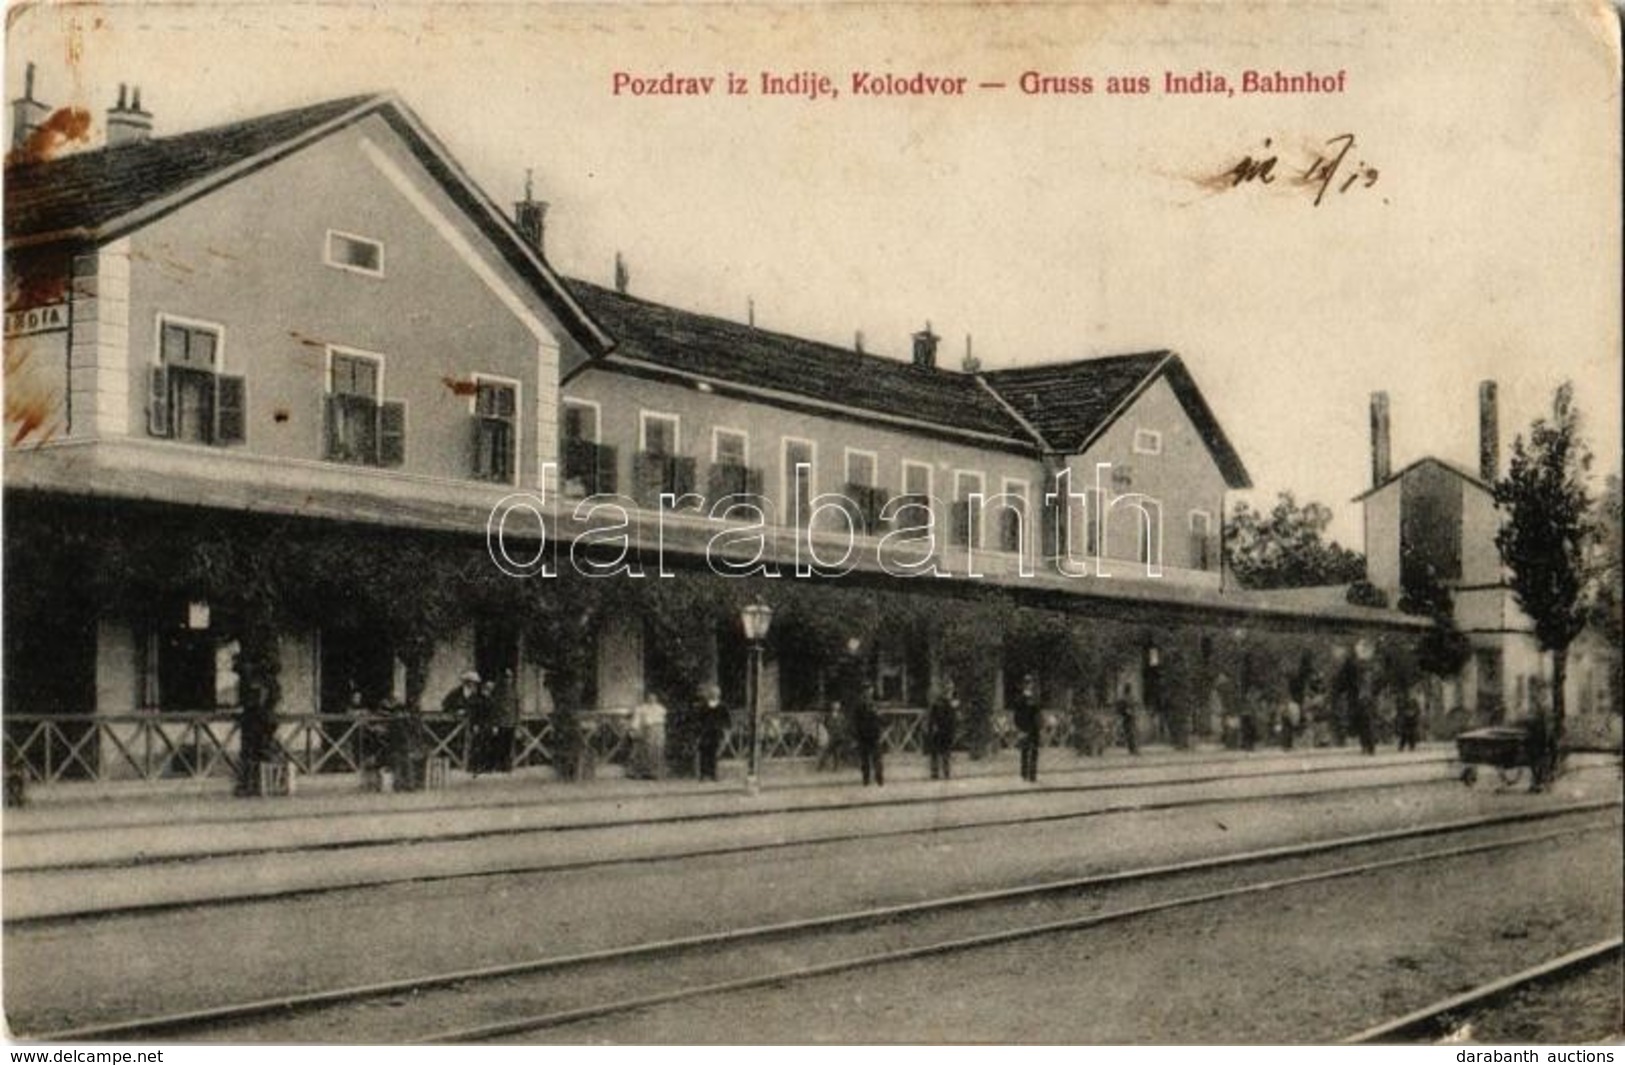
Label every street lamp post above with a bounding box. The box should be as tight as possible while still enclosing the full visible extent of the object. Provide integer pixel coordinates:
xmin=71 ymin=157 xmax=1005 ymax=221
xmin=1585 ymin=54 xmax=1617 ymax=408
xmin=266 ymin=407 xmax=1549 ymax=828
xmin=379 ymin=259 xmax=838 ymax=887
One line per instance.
xmin=740 ymin=600 xmax=774 ymax=795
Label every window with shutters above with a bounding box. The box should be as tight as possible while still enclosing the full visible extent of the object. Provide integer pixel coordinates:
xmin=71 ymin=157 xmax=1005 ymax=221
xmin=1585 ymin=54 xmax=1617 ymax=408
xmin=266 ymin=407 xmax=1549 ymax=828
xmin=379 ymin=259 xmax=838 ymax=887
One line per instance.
xmin=894 ymin=459 xmax=933 ymax=534
xmin=951 ymin=470 xmax=985 ymax=548
xmin=562 ymin=400 xmax=615 ymax=496
xmin=708 ymin=427 xmax=761 ymax=500
xmin=1189 ymin=510 xmax=1215 ymax=571
xmin=998 ymin=477 xmax=1030 ymax=555
xmin=633 ymin=411 xmax=695 ymax=506
xmin=713 ymin=428 xmax=748 ymax=468
xmin=782 ymin=437 xmax=815 ymax=527
xmin=1084 ymin=487 xmax=1103 ymax=558
xmin=471 ymin=376 xmax=519 ymax=484
xmin=147 ymin=318 xmax=244 ymax=446
xmin=842 ymin=449 xmax=884 ymax=535
xmin=1136 ymin=498 xmax=1163 ymax=566
xmin=324 ymin=348 xmax=404 ymax=467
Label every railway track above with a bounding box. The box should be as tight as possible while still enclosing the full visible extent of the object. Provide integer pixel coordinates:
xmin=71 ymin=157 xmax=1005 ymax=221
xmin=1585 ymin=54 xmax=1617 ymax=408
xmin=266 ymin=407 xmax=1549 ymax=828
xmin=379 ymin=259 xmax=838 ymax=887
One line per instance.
xmin=4 ymin=749 xmax=1462 ymax=862
xmin=4 ymin=757 xmax=1534 ymax=926
xmin=1342 ymin=937 xmax=1623 ymax=1043
xmin=21 ymin=799 xmax=1618 ymax=1043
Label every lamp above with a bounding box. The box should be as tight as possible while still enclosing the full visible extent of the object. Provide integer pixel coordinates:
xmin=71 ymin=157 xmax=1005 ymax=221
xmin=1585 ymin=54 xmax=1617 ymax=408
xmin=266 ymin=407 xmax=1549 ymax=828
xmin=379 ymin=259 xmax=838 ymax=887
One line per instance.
xmin=740 ymin=600 xmax=774 ymax=793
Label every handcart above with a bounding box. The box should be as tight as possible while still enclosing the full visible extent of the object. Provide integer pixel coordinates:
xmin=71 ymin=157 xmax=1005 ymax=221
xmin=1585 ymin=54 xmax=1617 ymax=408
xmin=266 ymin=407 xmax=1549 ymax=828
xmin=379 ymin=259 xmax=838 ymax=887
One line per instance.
xmin=1455 ymin=724 xmax=1537 ymax=788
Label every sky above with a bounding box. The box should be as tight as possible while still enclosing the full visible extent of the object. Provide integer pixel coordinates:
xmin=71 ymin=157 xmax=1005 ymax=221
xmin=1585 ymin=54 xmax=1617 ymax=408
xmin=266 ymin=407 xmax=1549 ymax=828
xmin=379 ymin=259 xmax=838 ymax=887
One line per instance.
xmin=7 ymin=1 xmax=1620 ymax=546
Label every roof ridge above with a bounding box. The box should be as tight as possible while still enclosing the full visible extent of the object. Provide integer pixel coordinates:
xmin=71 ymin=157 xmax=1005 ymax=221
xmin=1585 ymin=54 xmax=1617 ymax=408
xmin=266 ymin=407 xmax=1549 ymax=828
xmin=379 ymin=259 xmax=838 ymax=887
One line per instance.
xmin=974 ymin=373 xmax=1053 ymax=451
xmin=3 ymin=92 xmax=386 ymax=174
xmin=565 ymin=276 xmax=991 ymax=380
xmin=980 ymin=349 xmax=1170 ymax=379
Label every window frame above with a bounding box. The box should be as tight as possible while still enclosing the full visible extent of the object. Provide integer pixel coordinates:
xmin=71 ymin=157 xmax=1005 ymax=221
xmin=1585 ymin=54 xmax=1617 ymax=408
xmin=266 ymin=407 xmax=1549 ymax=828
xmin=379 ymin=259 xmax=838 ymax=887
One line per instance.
xmin=782 ymin=436 xmax=817 ymax=525
xmin=1136 ymin=497 xmax=1164 ymax=566
xmin=901 ymin=459 xmax=933 ymax=500
xmin=151 ymin=313 xmax=241 ymax=447
xmin=999 ymin=476 xmax=1031 ymax=555
xmin=324 ymin=229 xmax=386 ymax=279
xmin=1133 ymin=427 xmax=1163 ymax=456
xmin=1189 ymin=509 xmax=1215 ymax=571
xmin=1083 ymin=486 xmax=1103 ymax=558
xmin=561 ymin=398 xmax=610 ymax=497
xmin=844 ymin=448 xmax=879 ymax=489
xmin=953 ymin=468 xmax=986 ymax=548
xmin=322 ymin=344 xmax=394 ymax=467
xmin=639 ymin=410 xmax=681 ymax=455
xmin=712 ymin=426 xmax=750 ymax=467
xmin=562 ymin=398 xmax=602 ymax=444
xmin=470 ymin=372 xmax=523 ymax=487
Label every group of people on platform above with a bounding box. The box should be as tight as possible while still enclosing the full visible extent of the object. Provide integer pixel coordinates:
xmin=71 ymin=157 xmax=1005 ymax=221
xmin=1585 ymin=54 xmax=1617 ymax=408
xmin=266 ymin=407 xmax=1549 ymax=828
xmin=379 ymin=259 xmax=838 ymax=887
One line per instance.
xmin=441 ymin=669 xmax=520 ymax=776
xmin=1209 ymin=639 xmax=1426 ymax=757
xmin=403 ymin=634 xmax=1471 ymax=793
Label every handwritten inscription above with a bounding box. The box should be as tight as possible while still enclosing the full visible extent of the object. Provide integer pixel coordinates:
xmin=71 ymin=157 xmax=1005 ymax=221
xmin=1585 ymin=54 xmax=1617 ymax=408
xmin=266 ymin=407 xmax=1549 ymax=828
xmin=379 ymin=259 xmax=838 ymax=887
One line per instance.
xmin=1224 ymin=135 xmax=1380 ymax=206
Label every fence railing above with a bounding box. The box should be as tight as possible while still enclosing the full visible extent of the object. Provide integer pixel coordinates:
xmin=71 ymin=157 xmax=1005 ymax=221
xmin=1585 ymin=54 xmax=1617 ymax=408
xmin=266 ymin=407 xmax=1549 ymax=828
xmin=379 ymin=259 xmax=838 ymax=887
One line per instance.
xmin=3 ymin=708 xmax=978 ymax=786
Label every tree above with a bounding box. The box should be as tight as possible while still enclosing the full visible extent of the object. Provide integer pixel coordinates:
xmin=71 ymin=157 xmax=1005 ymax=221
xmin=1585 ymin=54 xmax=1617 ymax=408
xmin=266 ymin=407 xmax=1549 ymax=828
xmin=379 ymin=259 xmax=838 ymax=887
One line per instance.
xmin=1399 ymin=565 xmax=1472 ymax=684
xmin=1224 ymin=491 xmax=1366 ymax=589
xmin=1589 ymin=476 xmax=1622 ymax=679
xmin=1493 ymin=382 xmax=1599 ymax=772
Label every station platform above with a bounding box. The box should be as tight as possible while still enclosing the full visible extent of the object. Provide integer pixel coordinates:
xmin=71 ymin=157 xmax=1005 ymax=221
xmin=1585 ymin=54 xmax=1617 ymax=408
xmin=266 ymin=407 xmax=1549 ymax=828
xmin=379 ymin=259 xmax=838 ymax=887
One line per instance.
xmin=5 ymin=742 xmax=1617 ymax=925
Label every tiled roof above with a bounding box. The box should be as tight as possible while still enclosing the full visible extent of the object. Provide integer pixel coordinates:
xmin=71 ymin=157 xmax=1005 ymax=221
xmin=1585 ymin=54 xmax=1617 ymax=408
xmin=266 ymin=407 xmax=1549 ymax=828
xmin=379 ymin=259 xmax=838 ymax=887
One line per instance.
xmin=979 ymin=353 xmax=1170 ymax=452
xmin=1351 ymin=456 xmax=1493 ymax=503
xmin=3 ymin=94 xmax=613 ymax=356
xmin=4 ymin=95 xmax=377 ymax=240
xmin=983 ymin=354 xmax=1252 ymax=488
xmin=567 ymin=279 xmax=1034 ymax=446
xmin=569 ymin=281 xmax=1253 ymax=484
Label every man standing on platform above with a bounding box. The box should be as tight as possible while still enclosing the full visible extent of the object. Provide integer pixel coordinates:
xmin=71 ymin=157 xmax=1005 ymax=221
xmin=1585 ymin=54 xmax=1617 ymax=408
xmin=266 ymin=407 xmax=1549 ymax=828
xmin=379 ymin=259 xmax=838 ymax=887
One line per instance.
xmin=1114 ymin=683 xmax=1140 ymax=756
xmin=1013 ymin=672 xmax=1043 ymax=782
xmin=926 ymin=677 xmax=960 ymax=780
xmin=443 ymin=670 xmax=488 ymax=775
xmin=838 ymin=638 xmax=884 ymax=787
xmin=693 ymin=682 xmax=727 ymax=782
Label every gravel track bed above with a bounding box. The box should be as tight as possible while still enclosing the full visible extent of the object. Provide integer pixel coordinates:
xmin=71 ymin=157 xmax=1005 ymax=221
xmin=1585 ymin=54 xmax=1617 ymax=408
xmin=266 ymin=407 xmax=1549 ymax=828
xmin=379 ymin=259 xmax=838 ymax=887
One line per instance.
xmin=6 ymin=776 xmax=1614 ymax=1037
xmin=1433 ymin=954 xmax=1623 ymax=1044
xmin=59 ymin=811 xmax=1624 ymax=1042
xmin=487 ymin=828 xmax=1622 ymax=1045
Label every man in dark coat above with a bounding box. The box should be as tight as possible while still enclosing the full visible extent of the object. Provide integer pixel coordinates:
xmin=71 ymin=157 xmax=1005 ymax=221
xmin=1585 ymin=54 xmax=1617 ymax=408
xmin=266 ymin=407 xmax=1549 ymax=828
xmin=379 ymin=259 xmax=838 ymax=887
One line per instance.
xmin=1114 ymin=683 xmax=1140 ymax=755
xmin=926 ymin=678 xmax=960 ymax=780
xmin=490 ymin=668 xmax=521 ymax=772
xmin=1337 ymin=639 xmax=1380 ymax=755
xmin=443 ymin=671 xmax=491 ymax=774
xmin=838 ymin=638 xmax=883 ymax=787
xmin=1012 ymin=672 xmax=1043 ymax=782
xmin=1524 ymin=709 xmax=1552 ymax=793
xmin=692 ymin=682 xmax=727 ymax=782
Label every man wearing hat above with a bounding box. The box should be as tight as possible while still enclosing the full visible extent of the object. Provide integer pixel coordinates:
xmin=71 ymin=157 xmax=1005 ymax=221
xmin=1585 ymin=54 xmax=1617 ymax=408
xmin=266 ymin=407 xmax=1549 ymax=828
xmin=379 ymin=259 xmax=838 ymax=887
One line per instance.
xmin=1012 ymin=672 xmax=1043 ymax=782
xmin=443 ymin=670 xmax=492 ymax=774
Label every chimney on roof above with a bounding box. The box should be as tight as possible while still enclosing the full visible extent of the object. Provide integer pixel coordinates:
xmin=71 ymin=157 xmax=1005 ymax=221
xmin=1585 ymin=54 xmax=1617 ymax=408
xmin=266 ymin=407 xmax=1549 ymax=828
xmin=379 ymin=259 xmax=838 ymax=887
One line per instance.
xmin=1370 ymin=391 xmax=1392 ymax=487
xmin=106 ymin=83 xmax=154 ymax=146
xmin=961 ymin=333 xmax=981 ymax=373
xmin=912 ymin=321 xmax=939 ymax=369
xmin=854 ymin=330 xmax=865 ymax=354
xmin=613 ymin=252 xmax=629 ymax=294
xmin=1478 ymin=380 xmax=1499 ymax=482
xmin=513 ymin=170 xmax=549 ymax=256
xmin=748 ymin=297 xmax=755 ymax=328
xmin=10 ymin=63 xmax=50 ymax=151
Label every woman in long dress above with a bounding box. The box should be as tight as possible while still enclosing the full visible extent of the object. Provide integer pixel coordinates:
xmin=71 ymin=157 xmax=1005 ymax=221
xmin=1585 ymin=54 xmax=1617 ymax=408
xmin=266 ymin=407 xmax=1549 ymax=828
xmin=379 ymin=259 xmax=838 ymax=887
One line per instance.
xmin=629 ymin=690 xmax=668 ymax=779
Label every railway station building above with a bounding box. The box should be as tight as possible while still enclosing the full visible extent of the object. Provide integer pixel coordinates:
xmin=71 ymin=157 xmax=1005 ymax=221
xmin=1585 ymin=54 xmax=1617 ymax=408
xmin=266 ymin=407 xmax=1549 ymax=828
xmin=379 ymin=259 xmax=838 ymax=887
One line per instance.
xmin=7 ymin=82 xmax=1533 ymax=788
